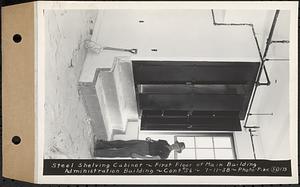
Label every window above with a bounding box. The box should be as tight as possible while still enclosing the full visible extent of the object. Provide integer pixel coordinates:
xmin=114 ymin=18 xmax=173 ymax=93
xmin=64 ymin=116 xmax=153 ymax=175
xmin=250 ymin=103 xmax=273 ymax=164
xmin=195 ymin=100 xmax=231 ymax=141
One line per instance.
xmin=174 ymin=134 xmax=236 ymax=160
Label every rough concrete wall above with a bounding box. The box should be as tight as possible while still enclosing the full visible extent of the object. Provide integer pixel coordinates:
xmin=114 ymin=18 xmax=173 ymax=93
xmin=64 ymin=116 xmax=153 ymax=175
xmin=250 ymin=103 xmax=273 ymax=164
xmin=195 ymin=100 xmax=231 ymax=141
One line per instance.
xmin=44 ymin=10 xmax=98 ymax=159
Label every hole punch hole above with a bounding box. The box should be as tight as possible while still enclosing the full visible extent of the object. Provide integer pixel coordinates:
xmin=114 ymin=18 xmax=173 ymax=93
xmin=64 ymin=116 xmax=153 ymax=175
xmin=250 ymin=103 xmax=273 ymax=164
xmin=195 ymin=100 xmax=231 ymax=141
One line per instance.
xmin=151 ymin=48 xmax=158 ymax=52
xmin=139 ymin=20 xmax=144 ymax=23
xmin=13 ymin=34 xmax=22 ymax=43
xmin=12 ymin=136 xmax=21 ymax=145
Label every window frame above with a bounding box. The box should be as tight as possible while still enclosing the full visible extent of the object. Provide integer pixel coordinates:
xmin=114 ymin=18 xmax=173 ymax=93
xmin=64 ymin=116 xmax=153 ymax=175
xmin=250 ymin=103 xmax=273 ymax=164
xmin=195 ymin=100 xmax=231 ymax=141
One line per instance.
xmin=174 ymin=133 xmax=237 ymax=160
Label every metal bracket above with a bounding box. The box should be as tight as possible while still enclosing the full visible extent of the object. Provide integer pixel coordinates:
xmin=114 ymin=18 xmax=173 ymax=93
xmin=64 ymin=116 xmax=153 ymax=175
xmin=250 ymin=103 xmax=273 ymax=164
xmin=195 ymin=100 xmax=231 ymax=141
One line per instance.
xmin=84 ymin=40 xmax=138 ymax=54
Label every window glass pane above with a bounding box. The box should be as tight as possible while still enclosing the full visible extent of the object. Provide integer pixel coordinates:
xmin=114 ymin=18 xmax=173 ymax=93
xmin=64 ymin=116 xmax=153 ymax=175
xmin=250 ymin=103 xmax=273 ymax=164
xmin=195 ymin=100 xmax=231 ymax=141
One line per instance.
xmin=214 ymin=137 xmax=232 ymax=148
xmin=196 ymin=149 xmax=215 ymax=159
xmin=176 ymin=149 xmax=196 ymax=159
xmin=215 ymin=149 xmax=234 ymax=159
xmin=176 ymin=137 xmax=195 ymax=148
xmin=195 ymin=137 xmax=213 ymax=148
xmin=175 ymin=134 xmax=235 ymax=160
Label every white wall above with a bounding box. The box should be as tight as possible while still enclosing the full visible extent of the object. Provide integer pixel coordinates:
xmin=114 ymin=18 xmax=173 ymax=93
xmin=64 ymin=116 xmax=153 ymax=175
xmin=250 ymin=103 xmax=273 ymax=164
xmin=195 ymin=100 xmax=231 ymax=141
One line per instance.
xmin=233 ymin=130 xmax=255 ymax=159
xmin=80 ymin=9 xmax=260 ymax=82
xmin=223 ymin=10 xmax=275 ymax=50
xmin=246 ymin=60 xmax=290 ymax=159
xmin=240 ymin=10 xmax=290 ymax=160
xmin=218 ymin=10 xmax=291 ymax=160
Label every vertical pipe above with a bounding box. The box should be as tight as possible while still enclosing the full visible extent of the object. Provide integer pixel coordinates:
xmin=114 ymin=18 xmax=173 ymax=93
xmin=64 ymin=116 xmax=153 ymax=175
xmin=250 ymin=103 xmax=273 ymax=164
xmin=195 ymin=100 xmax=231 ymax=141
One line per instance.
xmin=243 ymin=10 xmax=280 ymax=128
xmin=249 ymin=129 xmax=257 ymax=159
xmin=263 ymin=10 xmax=280 ymax=59
xmin=211 ymin=8 xmax=280 ymax=160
